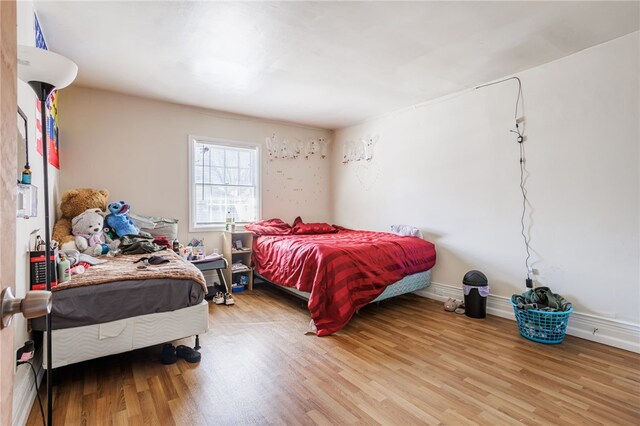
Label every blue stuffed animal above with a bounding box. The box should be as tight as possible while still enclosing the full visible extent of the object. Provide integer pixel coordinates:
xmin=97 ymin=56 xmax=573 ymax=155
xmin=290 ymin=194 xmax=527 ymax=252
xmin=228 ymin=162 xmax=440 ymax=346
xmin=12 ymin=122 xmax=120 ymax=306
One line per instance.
xmin=105 ymin=201 xmax=140 ymax=237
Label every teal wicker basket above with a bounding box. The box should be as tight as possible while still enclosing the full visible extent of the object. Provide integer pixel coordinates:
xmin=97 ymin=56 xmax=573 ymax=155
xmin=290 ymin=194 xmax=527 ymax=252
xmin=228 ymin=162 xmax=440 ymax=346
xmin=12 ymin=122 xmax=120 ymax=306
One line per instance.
xmin=510 ymin=300 xmax=573 ymax=344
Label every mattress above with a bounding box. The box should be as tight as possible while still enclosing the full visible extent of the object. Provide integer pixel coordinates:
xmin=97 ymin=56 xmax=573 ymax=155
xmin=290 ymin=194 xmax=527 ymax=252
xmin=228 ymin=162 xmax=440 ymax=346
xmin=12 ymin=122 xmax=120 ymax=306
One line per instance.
xmin=32 ymin=277 xmax=205 ymax=330
xmin=44 ymin=300 xmax=209 ymax=368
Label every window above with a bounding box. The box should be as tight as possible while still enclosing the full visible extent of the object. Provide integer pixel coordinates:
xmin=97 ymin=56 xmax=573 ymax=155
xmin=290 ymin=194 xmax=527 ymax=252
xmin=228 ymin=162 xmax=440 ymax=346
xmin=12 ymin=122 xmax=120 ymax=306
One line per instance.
xmin=189 ymin=136 xmax=261 ymax=230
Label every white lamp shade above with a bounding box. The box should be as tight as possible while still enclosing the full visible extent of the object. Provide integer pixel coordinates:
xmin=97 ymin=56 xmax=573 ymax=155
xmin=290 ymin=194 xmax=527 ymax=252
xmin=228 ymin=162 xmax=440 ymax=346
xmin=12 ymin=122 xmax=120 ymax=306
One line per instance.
xmin=17 ymin=45 xmax=78 ymax=89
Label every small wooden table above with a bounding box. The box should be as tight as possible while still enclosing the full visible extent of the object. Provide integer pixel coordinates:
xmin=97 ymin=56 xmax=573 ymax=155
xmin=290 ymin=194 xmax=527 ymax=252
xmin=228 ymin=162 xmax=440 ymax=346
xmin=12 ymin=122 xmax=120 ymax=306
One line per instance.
xmin=191 ymin=257 xmax=229 ymax=296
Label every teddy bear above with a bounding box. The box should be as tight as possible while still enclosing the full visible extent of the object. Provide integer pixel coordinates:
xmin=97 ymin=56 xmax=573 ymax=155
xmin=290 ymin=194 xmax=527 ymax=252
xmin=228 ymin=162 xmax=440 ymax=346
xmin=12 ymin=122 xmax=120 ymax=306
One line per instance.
xmin=52 ymin=188 xmax=110 ymax=250
xmin=71 ymin=208 xmax=120 ymax=256
xmin=105 ymin=201 xmax=140 ymax=237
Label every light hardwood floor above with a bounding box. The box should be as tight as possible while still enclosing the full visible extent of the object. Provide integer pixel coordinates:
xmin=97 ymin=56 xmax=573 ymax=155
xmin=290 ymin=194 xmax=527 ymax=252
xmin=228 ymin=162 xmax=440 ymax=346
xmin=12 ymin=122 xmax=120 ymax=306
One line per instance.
xmin=27 ymin=284 xmax=640 ymax=425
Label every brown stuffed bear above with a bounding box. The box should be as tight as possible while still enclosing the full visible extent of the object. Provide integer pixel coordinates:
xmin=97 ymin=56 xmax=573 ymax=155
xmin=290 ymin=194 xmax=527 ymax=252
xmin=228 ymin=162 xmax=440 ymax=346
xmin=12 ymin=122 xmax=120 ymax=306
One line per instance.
xmin=52 ymin=188 xmax=110 ymax=250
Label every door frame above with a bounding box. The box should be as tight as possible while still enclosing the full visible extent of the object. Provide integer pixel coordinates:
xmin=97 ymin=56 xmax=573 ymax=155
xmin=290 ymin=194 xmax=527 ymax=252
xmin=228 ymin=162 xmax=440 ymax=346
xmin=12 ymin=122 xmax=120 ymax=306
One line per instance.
xmin=0 ymin=0 xmax=18 ymax=424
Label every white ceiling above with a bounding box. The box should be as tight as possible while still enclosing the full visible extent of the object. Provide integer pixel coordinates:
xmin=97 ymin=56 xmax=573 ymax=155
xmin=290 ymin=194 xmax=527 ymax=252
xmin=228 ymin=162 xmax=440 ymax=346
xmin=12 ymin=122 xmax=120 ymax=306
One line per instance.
xmin=35 ymin=1 xmax=639 ymax=129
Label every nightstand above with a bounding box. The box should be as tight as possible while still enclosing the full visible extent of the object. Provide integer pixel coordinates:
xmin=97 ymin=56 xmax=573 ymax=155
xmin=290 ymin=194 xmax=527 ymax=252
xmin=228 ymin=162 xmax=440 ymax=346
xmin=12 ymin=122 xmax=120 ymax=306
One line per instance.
xmin=222 ymin=231 xmax=253 ymax=291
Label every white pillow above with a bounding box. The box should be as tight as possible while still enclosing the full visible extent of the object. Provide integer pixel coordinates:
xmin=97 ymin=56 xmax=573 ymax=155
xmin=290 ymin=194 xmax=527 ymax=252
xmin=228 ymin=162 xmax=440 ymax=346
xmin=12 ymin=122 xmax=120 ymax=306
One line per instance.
xmin=390 ymin=224 xmax=422 ymax=238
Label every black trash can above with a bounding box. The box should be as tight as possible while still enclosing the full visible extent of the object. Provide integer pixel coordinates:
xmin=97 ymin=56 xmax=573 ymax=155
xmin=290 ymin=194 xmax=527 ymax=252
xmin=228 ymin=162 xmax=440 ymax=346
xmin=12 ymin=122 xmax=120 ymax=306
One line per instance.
xmin=463 ymin=270 xmax=489 ymax=319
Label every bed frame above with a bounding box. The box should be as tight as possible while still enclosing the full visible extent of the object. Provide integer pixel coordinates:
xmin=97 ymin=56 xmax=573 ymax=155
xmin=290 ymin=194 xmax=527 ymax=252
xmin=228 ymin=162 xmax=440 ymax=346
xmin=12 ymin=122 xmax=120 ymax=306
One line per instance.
xmin=44 ymin=301 xmax=209 ymax=368
xmin=256 ymin=269 xmax=432 ymax=303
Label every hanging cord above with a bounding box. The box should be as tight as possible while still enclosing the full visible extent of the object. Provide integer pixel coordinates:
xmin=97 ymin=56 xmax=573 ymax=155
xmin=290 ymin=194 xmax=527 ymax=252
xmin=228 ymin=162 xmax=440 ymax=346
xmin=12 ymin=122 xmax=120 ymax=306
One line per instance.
xmin=29 ymin=362 xmax=45 ymax=426
xmin=476 ymin=77 xmax=533 ymax=286
xmin=518 ymin=139 xmax=532 ymax=278
xmin=16 ymin=361 xmax=45 ymax=426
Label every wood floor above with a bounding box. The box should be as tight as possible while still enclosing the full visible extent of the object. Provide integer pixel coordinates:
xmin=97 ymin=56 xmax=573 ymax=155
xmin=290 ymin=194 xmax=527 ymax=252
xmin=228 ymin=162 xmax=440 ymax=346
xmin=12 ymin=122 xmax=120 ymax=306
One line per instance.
xmin=27 ymin=284 xmax=640 ymax=425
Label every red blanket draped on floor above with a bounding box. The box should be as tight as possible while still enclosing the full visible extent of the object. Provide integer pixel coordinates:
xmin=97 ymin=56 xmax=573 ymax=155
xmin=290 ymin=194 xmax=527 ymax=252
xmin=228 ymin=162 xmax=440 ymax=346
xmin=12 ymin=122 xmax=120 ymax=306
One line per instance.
xmin=252 ymin=229 xmax=436 ymax=336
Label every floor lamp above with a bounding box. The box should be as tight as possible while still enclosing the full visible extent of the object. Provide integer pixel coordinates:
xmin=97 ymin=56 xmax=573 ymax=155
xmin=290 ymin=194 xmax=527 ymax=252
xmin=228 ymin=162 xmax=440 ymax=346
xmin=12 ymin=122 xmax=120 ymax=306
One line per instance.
xmin=17 ymin=45 xmax=77 ymax=426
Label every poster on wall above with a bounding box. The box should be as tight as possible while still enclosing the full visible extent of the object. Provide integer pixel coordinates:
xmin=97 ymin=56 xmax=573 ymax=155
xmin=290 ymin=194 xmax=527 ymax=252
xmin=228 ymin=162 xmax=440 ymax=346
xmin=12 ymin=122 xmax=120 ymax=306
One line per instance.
xmin=34 ymin=12 xmax=61 ymax=169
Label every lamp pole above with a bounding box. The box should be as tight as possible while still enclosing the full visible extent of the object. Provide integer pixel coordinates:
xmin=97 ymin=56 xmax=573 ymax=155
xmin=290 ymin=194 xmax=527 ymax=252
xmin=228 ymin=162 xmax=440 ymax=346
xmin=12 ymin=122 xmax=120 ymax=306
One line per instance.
xmin=30 ymin=81 xmax=55 ymax=426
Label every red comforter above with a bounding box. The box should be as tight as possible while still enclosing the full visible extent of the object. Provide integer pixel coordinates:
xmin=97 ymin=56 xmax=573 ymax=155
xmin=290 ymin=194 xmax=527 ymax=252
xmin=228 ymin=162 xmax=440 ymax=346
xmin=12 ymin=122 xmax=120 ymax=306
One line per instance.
xmin=252 ymin=229 xmax=436 ymax=336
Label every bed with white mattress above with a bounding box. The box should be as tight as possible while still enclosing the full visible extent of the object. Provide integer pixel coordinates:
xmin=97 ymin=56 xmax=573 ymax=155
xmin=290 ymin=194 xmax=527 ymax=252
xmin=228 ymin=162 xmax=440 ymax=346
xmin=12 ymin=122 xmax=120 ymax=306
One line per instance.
xmin=33 ymin=251 xmax=209 ymax=368
xmin=43 ymin=301 xmax=208 ymax=368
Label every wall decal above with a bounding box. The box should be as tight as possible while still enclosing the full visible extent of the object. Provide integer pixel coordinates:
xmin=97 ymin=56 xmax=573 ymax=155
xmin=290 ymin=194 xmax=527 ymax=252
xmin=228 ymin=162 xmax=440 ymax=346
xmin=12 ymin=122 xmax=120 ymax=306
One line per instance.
xmin=342 ymin=134 xmax=379 ymax=164
xmin=362 ymin=134 xmax=378 ymax=161
xmin=265 ymin=133 xmax=330 ymax=161
xmin=304 ymin=138 xmax=317 ymax=158
xmin=264 ymin=159 xmax=326 ymax=210
xmin=318 ymin=137 xmax=328 ymax=159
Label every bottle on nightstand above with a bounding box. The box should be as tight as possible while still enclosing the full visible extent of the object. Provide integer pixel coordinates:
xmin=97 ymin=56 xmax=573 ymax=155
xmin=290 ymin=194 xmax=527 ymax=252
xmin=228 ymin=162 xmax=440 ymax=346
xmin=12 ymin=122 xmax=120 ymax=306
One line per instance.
xmin=225 ymin=209 xmax=235 ymax=231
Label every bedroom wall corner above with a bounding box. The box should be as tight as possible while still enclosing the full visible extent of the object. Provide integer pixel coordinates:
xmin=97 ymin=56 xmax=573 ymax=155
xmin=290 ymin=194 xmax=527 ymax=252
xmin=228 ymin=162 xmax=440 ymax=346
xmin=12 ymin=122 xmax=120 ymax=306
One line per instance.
xmin=328 ymin=129 xmax=338 ymax=224
xmin=13 ymin=1 xmax=58 ymax=424
xmin=331 ymin=32 xmax=640 ymax=350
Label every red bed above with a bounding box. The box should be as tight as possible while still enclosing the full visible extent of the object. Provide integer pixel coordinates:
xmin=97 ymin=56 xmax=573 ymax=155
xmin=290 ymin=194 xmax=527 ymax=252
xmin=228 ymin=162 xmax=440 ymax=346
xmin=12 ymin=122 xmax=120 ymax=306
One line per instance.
xmin=251 ymin=227 xmax=437 ymax=336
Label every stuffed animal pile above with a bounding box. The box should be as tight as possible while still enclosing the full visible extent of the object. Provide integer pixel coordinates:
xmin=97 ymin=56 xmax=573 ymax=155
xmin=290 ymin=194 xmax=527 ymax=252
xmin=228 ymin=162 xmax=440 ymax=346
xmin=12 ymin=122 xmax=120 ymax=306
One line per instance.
xmin=53 ymin=188 xmax=144 ymax=256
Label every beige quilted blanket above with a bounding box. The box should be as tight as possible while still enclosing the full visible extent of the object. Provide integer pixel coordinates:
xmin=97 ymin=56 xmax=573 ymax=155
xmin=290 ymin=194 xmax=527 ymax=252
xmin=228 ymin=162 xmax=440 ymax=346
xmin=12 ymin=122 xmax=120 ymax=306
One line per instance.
xmin=53 ymin=250 xmax=207 ymax=293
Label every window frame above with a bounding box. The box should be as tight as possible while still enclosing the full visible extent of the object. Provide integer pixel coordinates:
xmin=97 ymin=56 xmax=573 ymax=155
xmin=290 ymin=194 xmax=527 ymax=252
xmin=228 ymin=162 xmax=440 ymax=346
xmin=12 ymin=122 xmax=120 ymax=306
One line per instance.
xmin=188 ymin=135 xmax=262 ymax=232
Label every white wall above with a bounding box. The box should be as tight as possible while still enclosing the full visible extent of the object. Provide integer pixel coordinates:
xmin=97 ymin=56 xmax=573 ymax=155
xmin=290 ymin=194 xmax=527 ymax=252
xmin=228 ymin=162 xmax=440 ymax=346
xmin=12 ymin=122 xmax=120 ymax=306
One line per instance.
xmin=57 ymin=87 xmax=333 ymax=251
xmin=14 ymin=2 xmax=59 ymax=424
xmin=332 ymin=33 xmax=639 ymax=326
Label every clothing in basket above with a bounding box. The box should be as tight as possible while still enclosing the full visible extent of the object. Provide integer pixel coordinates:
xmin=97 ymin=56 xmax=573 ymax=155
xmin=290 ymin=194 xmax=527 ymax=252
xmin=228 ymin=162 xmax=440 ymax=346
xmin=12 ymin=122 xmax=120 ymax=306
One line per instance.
xmin=511 ymin=286 xmax=572 ymax=312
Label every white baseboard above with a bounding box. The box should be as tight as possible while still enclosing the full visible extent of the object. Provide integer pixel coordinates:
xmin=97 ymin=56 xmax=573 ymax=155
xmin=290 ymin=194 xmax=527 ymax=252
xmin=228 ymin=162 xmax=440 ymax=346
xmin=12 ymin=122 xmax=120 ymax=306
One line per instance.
xmin=12 ymin=349 xmax=44 ymax=426
xmin=416 ymin=282 xmax=640 ymax=354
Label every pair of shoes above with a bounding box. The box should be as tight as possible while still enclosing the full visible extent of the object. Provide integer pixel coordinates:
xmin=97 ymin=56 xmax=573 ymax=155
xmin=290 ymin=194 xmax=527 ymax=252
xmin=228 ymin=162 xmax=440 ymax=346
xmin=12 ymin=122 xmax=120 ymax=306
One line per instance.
xmin=444 ymin=298 xmax=465 ymax=314
xmin=176 ymin=345 xmax=201 ymax=363
xmin=213 ymin=292 xmax=225 ymax=305
xmin=161 ymin=343 xmax=177 ymax=364
xmin=161 ymin=343 xmax=202 ymax=364
xmin=224 ymin=293 xmax=235 ymax=305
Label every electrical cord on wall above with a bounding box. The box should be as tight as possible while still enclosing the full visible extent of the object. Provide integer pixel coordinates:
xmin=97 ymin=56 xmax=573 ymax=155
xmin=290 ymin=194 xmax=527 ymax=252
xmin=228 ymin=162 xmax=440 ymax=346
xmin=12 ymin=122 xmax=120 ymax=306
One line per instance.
xmin=17 ymin=360 xmax=45 ymax=426
xmin=475 ymin=76 xmax=533 ymax=288
xmin=518 ymin=136 xmax=533 ymax=286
